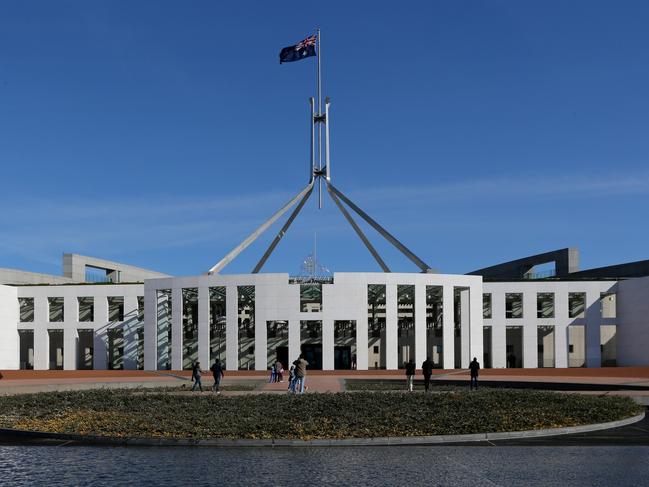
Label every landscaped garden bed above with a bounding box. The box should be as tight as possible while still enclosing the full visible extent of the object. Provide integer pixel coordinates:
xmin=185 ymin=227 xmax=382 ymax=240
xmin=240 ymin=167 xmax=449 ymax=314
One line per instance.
xmin=0 ymin=389 xmax=641 ymax=440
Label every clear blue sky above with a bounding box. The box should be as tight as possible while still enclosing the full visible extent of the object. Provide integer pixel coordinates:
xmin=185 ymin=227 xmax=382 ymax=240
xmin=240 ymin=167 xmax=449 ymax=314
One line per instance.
xmin=1 ymin=1 xmax=648 ymax=277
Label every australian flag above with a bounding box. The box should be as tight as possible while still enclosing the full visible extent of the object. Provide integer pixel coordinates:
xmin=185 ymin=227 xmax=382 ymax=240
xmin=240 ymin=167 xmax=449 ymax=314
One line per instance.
xmin=279 ymin=35 xmax=317 ymax=64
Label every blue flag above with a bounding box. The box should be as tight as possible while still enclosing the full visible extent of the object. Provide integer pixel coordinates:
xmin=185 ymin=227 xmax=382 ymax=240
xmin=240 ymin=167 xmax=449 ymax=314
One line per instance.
xmin=279 ymin=35 xmax=317 ymax=64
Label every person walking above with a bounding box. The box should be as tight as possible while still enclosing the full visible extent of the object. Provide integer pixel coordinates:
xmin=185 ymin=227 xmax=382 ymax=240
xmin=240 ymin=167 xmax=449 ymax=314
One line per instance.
xmin=469 ymin=357 xmax=480 ymax=390
xmin=287 ymin=364 xmax=296 ymax=393
xmin=405 ymin=358 xmax=416 ymax=392
xmin=293 ymin=354 xmax=309 ymax=394
xmin=422 ymin=356 xmax=434 ymax=392
xmin=191 ymin=361 xmax=203 ymax=392
xmin=275 ymin=360 xmax=284 ymax=382
xmin=210 ymin=358 xmax=224 ymax=393
xmin=269 ymin=363 xmax=276 ymax=383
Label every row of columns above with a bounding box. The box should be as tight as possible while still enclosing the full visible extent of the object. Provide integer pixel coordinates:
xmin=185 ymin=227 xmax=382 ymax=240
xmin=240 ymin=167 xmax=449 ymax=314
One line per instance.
xmin=145 ymin=284 xmax=483 ymax=371
xmin=487 ymin=290 xmax=607 ymax=368
xmin=27 ymin=295 xmax=141 ymax=370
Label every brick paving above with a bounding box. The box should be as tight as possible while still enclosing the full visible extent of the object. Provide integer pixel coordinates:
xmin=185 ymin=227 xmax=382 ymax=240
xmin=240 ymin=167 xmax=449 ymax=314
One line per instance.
xmin=2 ymin=367 xmax=649 ymax=397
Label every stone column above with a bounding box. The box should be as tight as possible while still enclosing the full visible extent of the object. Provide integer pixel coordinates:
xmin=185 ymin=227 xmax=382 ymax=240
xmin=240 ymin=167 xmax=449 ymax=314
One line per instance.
xmin=225 ymin=285 xmax=238 ymax=370
xmin=459 ymin=288 xmax=471 ymax=367
xmin=385 ymin=284 xmax=398 ymax=370
xmin=442 ymin=285 xmax=455 ymax=369
xmin=490 ymin=291 xmax=506 ymax=368
xmin=356 ymin=285 xmax=369 ymax=370
xmin=122 ymin=295 xmax=139 ymax=370
xmin=143 ymin=286 xmax=157 ymax=370
xmin=414 ymin=284 xmax=427 ymax=368
xmin=255 ymin=310 xmax=267 ymax=371
xmin=469 ymin=283 xmax=484 ymax=364
xmin=523 ymin=290 xmax=537 ymax=368
xmin=554 ymin=291 xmax=569 ymax=368
xmin=93 ymin=328 xmax=108 ymax=370
xmin=198 ymin=286 xmax=210 ymax=368
xmin=322 ymin=319 xmax=334 ymax=370
xmin=63 ymin=328 xmax=77 ymax=370
xmin=585 ymin=291 xmax=602 ymax=368
xmin=33 ymin=326 xmax=48 ymax=370
xmin=288 ymin=319 xmax=301 ymax=367
xmin=171 ymin=288 xmax=183 ymax=370
xmin=93 ymin=295 xmax=109 ymax=370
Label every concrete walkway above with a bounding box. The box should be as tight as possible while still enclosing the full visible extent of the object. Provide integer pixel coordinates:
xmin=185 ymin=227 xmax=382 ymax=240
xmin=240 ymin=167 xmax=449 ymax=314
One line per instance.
xmin=3 ymin=368 xmax=649 ymax=400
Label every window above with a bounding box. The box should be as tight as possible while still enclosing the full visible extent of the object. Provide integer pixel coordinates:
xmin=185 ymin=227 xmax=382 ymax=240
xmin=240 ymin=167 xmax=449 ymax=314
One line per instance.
xmin=78 ymin=297 xmax=94 ymax=322
xmin=569 ymin=293 xmax=586 ymax=318
xmin=536 ymin=293 xmax=554 ymax=319
xmin=19 ymin=298 xmax=34 ymax=322
xmin=482 ymin=293 xmax=492 ymax=319
xmin=48 ymin=297 xmax=64 ymax=322
xmin=108 ymin=297 xmax=124 ymax=322
xmin=373 ymin=346 xmax=379 ymax=354
xmin=137 ymin=296 xmax=144 ymax=322
xmin=505 ymin=293 xmax=523 ymax=319
xmin=601 ymin=293 xmax=616 ymax=318
xmin=300 ymin=284 xmax=322 ymax=312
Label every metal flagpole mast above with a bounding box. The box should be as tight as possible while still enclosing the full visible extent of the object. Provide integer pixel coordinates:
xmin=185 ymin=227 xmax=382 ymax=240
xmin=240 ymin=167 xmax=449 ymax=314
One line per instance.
xmin=317 ymin=28 xmax=323 ymax=208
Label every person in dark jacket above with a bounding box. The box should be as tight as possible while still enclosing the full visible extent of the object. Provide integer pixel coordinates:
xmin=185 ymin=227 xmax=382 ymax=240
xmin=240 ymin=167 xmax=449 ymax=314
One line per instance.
xmin=293 ymin=354 xmax=309 ymax=394
xmin=469 ymin=357 xmax=480 ymax=390
xmin=422 ymin=357 xmax=434 ymax=392
xmin=405 ymin=359 xmax=416 ymax=392
xmin=191 ymin=361 xmax=203 ymax=392
xmin=210 ymin=359 xmax=224 ymax=393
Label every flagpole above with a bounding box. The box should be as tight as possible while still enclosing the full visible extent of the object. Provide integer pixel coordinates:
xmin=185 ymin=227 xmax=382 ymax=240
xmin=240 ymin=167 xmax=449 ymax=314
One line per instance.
xmin=317 ymin=28 xmax=323 ymax=208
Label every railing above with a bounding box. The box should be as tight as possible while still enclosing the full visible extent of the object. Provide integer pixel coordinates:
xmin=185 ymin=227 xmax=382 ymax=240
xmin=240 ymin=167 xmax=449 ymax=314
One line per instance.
xmin=523 ymin=269 xmax=557 ymax=280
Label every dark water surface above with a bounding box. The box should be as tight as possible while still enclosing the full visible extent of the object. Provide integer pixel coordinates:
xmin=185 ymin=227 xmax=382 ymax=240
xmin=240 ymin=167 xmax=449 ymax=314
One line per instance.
xmin=1 ymin=445 xmax=648 ymax=486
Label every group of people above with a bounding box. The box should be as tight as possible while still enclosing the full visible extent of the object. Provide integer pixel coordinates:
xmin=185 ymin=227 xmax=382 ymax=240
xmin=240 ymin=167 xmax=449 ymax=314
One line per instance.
xmin=192 ymin=354 xmax=481 ymax=394
xmin=268 ymin=361 xmax=284 ymax=383
xmin=405 ymin=357 xmax=481 ymax=391
xmin=287 ymin=354 xmax=308 ymax=394
xmin=190 ymin=354 xmax=309 ymax=394
xmin=190 ymin=359 xmax=224 ymax=393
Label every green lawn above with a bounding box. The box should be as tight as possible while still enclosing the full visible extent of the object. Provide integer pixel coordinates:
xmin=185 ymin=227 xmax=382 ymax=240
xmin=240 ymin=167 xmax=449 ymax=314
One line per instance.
xmin=0 ymin=389 xmax=641 ymax=440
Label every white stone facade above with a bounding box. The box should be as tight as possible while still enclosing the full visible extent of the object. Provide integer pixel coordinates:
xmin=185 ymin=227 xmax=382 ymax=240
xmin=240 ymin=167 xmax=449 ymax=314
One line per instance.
xmin=1 ymin=272 xmax=648 ymax=371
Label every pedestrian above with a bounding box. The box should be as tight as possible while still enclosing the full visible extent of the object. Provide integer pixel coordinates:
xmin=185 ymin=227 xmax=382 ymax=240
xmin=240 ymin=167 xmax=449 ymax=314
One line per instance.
xmin=275 ymin=360 xmax=284 ymax=382
xmin=422 ymin=356 xmax=434 ymax=392
xmin=191 ymin=361 xmax=203 ymax=392
xmin=293 ymin=354 xmax=309 ymax=394
xmin=210 ymin=358 xmax=224 ymax=393
xmin=288 ymin=364 xmax=296 ymax=393
xmin=405 ymin=358 xmax=416 ymax=392
xmin=469 ymin=357 xmax=480 ymax=390
xmin=269 ymin=363 xmax=276 ymax=383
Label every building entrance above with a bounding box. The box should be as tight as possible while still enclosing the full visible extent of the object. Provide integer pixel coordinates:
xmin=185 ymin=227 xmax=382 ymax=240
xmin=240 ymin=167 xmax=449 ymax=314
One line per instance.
xmin=334 ymin=346 xmax=352 ymax=369
xmin=301 ymin=344 xmax=322 ymax=370
xmin=275 ymin=346 xmax=289 ymax=370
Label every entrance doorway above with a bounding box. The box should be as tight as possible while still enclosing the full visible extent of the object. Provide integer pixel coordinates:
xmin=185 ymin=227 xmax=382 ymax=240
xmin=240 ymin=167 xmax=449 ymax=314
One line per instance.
xmin=300 ymin=321 xmax=322 ymax=370
xmin=334 ymin=346 xmax=351 ymax=369
xmin=301 ymin=344 xmax=322 ymax=370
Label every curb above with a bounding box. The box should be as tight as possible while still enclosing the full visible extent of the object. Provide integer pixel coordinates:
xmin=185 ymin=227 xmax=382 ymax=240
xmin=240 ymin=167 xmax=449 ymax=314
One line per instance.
xmin=0 ymin=412 xmax=644 ymax=447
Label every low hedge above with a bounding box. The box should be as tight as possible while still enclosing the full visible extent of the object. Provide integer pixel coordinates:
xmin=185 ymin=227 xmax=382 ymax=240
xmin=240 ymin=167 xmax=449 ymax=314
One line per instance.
xmin=0 ymin=389 xmax=641 ymax=440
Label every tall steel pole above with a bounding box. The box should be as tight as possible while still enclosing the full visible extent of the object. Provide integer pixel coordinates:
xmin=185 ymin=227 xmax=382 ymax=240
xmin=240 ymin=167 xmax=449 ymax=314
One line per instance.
xmin=310 ymin=97 xmax=315 ymax=183
xmin=317 ymin=28 xmax=323 ymax=208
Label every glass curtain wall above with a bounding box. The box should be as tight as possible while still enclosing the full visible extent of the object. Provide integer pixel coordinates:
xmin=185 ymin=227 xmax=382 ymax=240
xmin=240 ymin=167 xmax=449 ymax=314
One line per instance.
xmin=300 ymin=320 xmax=323 ymax=370
xmin=334 ymin=320 xmax=356 ymax=369
xmin=209 ymin=287 xmax=226 ymax=368
xmin=238 ymin=286 xmax=255 ymax=370
xmin=182 ymin=288 xmax=199 ymax=369
xmin=156 ymin=289 xmax=172 ymax=370
xmin=367 ymin=285 xmax=386 ymax=370
xmin=397 ymin=285 xmax=415 ymax=368
xmin=426 ymin=286 xmax=443 ymax=368
xmin=267 ymin=321 xmax=289 ymax=370
xmin=107 ymin=328 xmax=124 ymax=370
